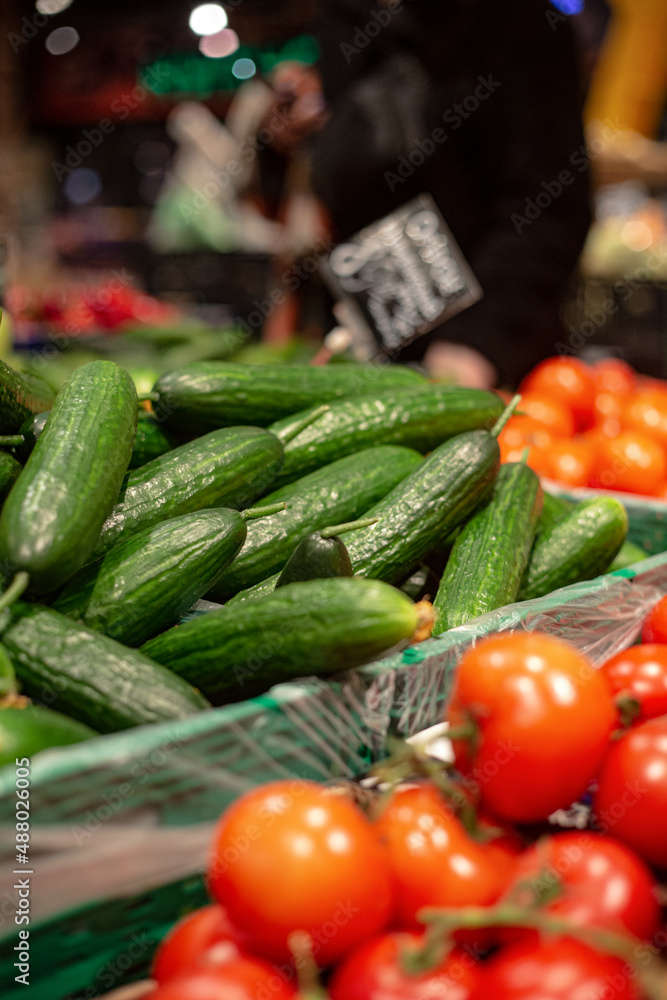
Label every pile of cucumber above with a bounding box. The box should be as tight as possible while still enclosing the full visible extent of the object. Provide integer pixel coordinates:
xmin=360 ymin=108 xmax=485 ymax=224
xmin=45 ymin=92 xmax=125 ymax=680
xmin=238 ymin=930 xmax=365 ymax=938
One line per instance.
xmin=0 ymin=357 xmax=631 ymax=764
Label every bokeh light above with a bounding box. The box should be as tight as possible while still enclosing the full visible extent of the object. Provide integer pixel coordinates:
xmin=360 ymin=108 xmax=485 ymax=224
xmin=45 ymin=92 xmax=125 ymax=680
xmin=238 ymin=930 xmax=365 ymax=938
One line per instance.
xmin=36 ymin=0 xmax=74 ymax=14
xmin=45 ymin=26 xmax=79 ymax=55
xmin=189 ymin=4 xmax=228 ymax=36
xmin=199 ymin=28 xmax=240 ymax=59
xmin=63 ymin=168 xmax=102 ymax=206
xmin=232 ymin=58 xmax=256 ymax=81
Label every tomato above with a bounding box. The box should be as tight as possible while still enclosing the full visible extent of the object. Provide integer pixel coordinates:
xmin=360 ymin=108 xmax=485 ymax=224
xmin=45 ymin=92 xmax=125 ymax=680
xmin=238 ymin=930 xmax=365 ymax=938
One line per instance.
xmin=447 ymin=633 xmax=616 ymax=823
xmin=208 ymin=780 xmax=394 ymax=966
xmin=152 ymin=905 xmax=237 ymax=984
xmin=469 ymin=938 xmax=642 ymax=1000
xmin=643 ymin=597 xmax=667 ymax=644
xmin=504 ymin=832 xmax=661 ymax=942
xmin=623 ymin=388 xmax=667 ymax=449
xmin=593 ymin=716 xmax=667 ymax=870
xmin=591 ymin=430 xmax=666 ymax=495
xmin=518 ymin=393 xmax=575 ymax=438
xmin=600 ymin=643 xmax=667 ymax=724
xmin=520 ymin=358 xmax=595 ymax=431
xmin=497 ymin=417 xmax=555 ymax=474
xmin=543 ymin=438 xmax=594 ymax=488
xmin=145 ymin=957 xmax=297 ymax=1000
xmin=328 ymin=933 xmax=478 ymax=1000
xmin=593 ymin=390 xmax=628 ymax=429
xmin=373 ymin=783 xmax=517 ymax=930
xmin=592 ymin=358 xmax=636 ymax=396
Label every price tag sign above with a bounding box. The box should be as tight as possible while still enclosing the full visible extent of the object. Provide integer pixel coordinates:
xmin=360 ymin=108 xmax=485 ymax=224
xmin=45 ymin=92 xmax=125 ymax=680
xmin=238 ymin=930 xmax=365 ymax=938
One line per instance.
xmin=323 ymin=194 xmax=482 ymax=358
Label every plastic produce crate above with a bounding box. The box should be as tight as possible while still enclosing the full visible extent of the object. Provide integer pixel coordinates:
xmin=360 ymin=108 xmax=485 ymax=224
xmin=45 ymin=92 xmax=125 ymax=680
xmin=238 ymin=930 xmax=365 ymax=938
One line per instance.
xmin=2 ymin=550 xmax=667 ymax=999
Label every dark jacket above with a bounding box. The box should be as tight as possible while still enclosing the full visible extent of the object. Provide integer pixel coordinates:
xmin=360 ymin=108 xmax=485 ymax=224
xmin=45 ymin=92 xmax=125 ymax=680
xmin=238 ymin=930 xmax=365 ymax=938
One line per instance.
xmin=311 ymin=0 xmax=592 ymax=385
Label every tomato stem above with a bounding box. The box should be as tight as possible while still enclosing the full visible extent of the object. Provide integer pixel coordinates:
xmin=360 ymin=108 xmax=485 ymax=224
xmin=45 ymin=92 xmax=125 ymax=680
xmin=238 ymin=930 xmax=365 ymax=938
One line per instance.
xmin=614 ymin=693 xmax=641 ymax=732
xmin=288 ymin=932 xmax=329 ymax=1000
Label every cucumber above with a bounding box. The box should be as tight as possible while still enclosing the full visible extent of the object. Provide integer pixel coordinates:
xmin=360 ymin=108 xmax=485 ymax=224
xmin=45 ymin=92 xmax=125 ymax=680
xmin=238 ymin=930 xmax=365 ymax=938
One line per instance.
xmin=275 ymin=517 xmax=375 ymax=588
xmin=91 ymin=426 xmax=284 ymax=561
xmin=129 ymin=414 xmax=173 ymax=469
xmin=432 ymin=462 xmax=543 ymax=634
xmin=54 ymin=506 xmax=283 ymax=647
xmin=0 ymin=361 xmax=138 ymax=595
xmin=0 ymin=703 xmax=96 ymax=767
xmin=269 ymin=384 xmax=504 ymax=487
xmin=15 ymin=411 xmax=49 ymax=462
xmin=0 ymin=360 xmax=54 ymax=433
xmin=607 ymin=539 xmax=648 ymax=572
xmin=0 ymin=603 xmax=210 ymax=732
xmin=152 ymin=361 xmax=425 ymax=434
xmin=0 ymin=451 xmax=21 ymax=506
xmin=540 ymin=491 xmax=575 ymax=534
xmin=518 ymin=497 xmax=628 ymax=601
xmin=141 ymin=577 xmax=418 ymax=703
xmin=206 ymin=445 xmax=422 ymax=602
xmin=228 ymin=429 xmax=501 ymax=602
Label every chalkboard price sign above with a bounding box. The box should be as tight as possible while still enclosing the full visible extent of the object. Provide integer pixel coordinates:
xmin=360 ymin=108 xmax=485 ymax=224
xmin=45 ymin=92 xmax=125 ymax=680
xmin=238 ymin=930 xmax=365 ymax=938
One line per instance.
xmin=323 ymin=194 xmax=482 ymax=358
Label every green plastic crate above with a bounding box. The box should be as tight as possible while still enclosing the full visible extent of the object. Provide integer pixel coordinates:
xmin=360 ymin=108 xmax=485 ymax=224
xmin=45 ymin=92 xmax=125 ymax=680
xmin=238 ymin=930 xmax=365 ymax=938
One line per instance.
xmin=545 ymin=481 xmax=667 ymax=556
xmin=2 ymin=547 xmax=667 ymax=999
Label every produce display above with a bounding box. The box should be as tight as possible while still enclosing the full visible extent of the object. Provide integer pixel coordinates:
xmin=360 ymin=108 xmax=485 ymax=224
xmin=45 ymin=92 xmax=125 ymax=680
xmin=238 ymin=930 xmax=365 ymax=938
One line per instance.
xmin=134 ymin=628 xmax=667 ymax=1000
xmin=0 ymin=354 xmax=637 ymax=769
xmin=500 ymin=355 xmax=667 ymax=496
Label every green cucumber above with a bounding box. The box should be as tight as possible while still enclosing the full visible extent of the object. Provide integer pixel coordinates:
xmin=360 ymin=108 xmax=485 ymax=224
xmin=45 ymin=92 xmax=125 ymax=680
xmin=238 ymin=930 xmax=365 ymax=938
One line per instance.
xmin=0 ymin=641 xmax=17 ymax=698
xmin=607 ymin=539 xmax=648 ymax=572
xmin=0 ymin=603 xmax=210 ymax=732
xmin=275 ymin=517 xmax=376 ymax=588
xmin=0 ymin=451 xmax=21 ymax=506
xmin=432 ymin=461 xmax=543 ymax=634
xmin=54 ymin=505 xmax=284 ymax=646
xmin=91 ymin=427 xmax=284 ymax=561
xmin=15 ymin=411 xmax=49 ymax=462
xmin=206 ymin=445 xmax=422 ymax=602
xmin=0 ymin=362 xmax=138 ymax=594
xmin=269 ymin=384 xmax=504 ymax=487
xmin=141 ymin=577 xmax=418 ymax=703
xmin=540 ymin=491 xmax=575 ymax=534
xmin=0 ymin=703 xmax=96 ymax=767
xmin=152 ymin=361 xmax=425 ymax=434
xmin=129 ymin=414 xmax=173 ymax=469
xmin=0 ymin=360 xmax=54 ymax=433
xmin=518 ymin=496 xmax=628 ymax=601
xmin=228 ymin=429 xmax=501 ymax=602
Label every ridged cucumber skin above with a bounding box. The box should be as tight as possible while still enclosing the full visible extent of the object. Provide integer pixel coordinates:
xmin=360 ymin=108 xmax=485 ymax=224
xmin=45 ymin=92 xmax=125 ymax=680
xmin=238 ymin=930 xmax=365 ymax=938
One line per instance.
xmin=91 ymin=426 xmax=284 ymax=560
xmin=0 ymin=361 xmax=54 ymax=433
xmin=607 ymin=539 xmax=647 ymax=572
xmin=269 ymin=385 xmax=504 ymax=487
xmin=432 ymin=462 xmax=543 ymax=635
xmin=0 ymin=361 xmax=138 ymax=594
xmin=54 ymin=509 xmax=248 ymax=646
xmin=129 ymin=415 xmax=173 ymax=469
xmin=227 ymin=573 xmax=280 ymax=605
xmin=342 ymin=430 xmax=501 ymax=585
xmin=152 ymin=361 xmax=425 ymax=433
xmin=518 ymin=497 xmax=628 ymax=602
xmin=276 ymin=533 xmax=353 ymax=587
xmin=0 ymin=451 xmax=21 ymax=505
xmin=539 ymin=491 xmax=574 ymax=535
xmin=141 ymin=578 xmax=418 ymax=703
xmin=0 ymin=603 xmax=210 ymax=733
xmin=0 ymin=704 xmax=96 ymax=767
xmin=206 ymin=445 xmax=422 ymax=602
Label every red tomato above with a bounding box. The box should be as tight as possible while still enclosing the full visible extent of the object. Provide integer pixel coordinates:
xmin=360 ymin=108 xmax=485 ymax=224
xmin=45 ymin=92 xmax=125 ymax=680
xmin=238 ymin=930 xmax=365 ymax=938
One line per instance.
xmin=145 ymin=958 xmax=297 ymax=1000
xmin=520 ymin=358 xmax=595 ymax=431
xmin=208 ymin=780 xmax=394 ymax=966
xmin=591 ymin=430 xmax=666 ymax=495
xmin=152 ymin=905 xmax=237 ymax=984
xmin=592 ymin=358 xmax=636 ymax=396
xmin=447 ymin=633 xmax=616 ymax=823
xmin=643 ymin=598 xmax=667 ymax=644
xmin=543 ymin=438 xmax=594 ymax=488
xmin=469 ymin=938 xmax=642 ymax=1000
xmin=594 ymin=716 xmax=667 ymax=870
xmin=497 ymin=417 xmax=555 ymax=474
xmin=623 ymin=388 xmax=667 ymax=449
xmin=328 ymin=933 xmax=478 ymax=1000
xmin=518 ymin=394 xmax=575 ymax=438
xmin=373 ymin=783 xmax=517 ymax=930
xmin=505 ymin=832 xmax=661 ymax=942
xmin=600 ymin=643 xmax=667 ymax=724
xmin=593 ymin=390 xmax=628 ymax=429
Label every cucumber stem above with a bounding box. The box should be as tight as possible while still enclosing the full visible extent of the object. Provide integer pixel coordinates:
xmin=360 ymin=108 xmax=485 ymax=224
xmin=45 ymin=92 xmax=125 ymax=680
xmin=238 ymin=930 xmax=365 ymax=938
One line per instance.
xmin=0 ymin=572 xmax=29 ymax=613
xmin=0 ymin=643 xmax=18 ymax=698
xmin=137 ymin=391 xmax=160 ymax=403
xmin=519 ymin=446 xmax=530 ymax=464
xmin=491 ymin=393 xmax=521 ymax=438
xmin=319 ymin=515 xmax=378 ymax=539
xmin=279 ymin=404 xmax=330 ymax=444
xmin=242 ymin=501 xmax=287 ymax=521
xmin=0 ymin=435 xmax=24 ymax=447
